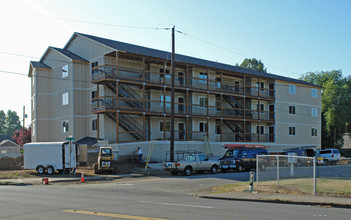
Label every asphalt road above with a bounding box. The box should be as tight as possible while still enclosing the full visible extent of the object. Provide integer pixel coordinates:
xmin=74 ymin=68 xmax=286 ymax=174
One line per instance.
xmin=1 ymin=172 xmax=351 ymax=220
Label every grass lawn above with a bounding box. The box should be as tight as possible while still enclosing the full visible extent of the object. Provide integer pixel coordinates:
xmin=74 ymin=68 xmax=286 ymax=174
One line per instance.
xmin=210 ymin=178 xmax=351 ymax=197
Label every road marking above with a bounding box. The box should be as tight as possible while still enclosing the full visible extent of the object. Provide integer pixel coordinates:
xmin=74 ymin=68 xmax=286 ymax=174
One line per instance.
xmin=62 ymin=210 xmax=167 ymax=220
xmin=119 ymin=183 xmax=134 ymax=186
xmin=138 ymin=201 xmax=216 ymax=209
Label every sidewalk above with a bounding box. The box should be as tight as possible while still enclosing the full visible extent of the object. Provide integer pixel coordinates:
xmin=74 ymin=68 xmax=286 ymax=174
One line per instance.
xmin=199 ymin=191 xmax=351 ymax=208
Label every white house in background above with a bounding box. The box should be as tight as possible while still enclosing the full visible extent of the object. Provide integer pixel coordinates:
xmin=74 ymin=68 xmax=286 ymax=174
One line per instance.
xmin=0 ymin=140 xmax=21 ymax=158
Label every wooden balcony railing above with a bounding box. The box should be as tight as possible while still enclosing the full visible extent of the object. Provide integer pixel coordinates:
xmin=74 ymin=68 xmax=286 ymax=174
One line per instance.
xmin=91 ymin=65 xmax=275 ymax=99
xmin=92 ymin=96 xmax=275 ymax=121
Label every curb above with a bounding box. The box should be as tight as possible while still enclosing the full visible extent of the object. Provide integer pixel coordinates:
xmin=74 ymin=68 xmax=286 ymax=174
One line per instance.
xmin=199 ymin=195 xmax=351 ymax=209
xmin=0 ymin=173 xmax=145 ymax=185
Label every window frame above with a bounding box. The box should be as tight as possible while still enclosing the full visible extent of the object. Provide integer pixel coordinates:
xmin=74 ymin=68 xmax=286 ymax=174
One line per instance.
xmin=289 ymin=84 xmax=296 ymax=95
xmin=199 ymin=96 xmax=208 ymax=108
xmin=159 ymin=121 xmax=171 ymax=132
xmin=311 ymin=108 xmax=318 ymax=117
xmin=289 ymin=126 xmax=296 ymax=136
xmin=199 ymin=121 xmax=208 ymax=132
xmin=289 ymin=105 xmax=296 ymax=115
xmin=311 ymin=128 xmax=318 ymax=137
xmin=62 ymin=120 xmax=69 ymax=133
xmin=62 ymin=92 xmax=69 ymax=106
xmin=91 ymin=119 xmax=97 ymax=132
xmin=62 ymin=64 xmax=68 ymax=78
xmin=311 ymin=88 xmax=318 ymax=98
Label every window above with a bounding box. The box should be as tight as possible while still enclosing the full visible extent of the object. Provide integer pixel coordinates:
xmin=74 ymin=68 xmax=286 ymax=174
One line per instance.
xmin=256 ymin=126 xmax=264 ymax=134
xmin=160 ymin=121 xmax=171 ymax=132
xmin=311 ymin=108 xmax=318 ymax=117
xmin=92 ymin=119 xmax=97 ymax=131
xmin=63 ymin=120 xmax=69 ymax=133
xmin=216 ymin=124 xmax=221 ymax=134
xmin=62 ymin=64 xmax=68 ymax=78
xmin=199 ymin=72 xmax=207 ymax=84
xmin=256 ymin=103 xmax=264 ymax=113
xmin=91 ymin=90 xmax=97 ymax=103
xmin=62 ymin=92 xmax=69 ymax=105
xmin=289 ymin=126 xmax=296 ymax=136
xmin=160 ymin=95 xmax=171 ymax=108
xmin=289 ymin=85 xmax=296 ymax=95
xmin=199 ymin=97 xmax=208 ymax=107
xmin=260 ymin=82 xmax=265 ymax=92
xmin=289 ymin=105 xmax=296 ymax=115
xmin=91 ymin=61 xmax=98 ymax=68
xmin=311 ymin=128 xmax=317 ymax=137
xmin=91 ymin=61 xmax=98 ymax=74
xmin=160 ymin=68 xmax=170 ymax=80
xmin=311 ymin=88 xmax=318 ymax=98
xmin=199 ymin=122 xmax=208 ymax=132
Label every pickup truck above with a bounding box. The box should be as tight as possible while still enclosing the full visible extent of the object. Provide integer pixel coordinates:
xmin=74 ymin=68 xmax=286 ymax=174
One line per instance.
xmin=164 ymin=150 xmax=219 ymax=176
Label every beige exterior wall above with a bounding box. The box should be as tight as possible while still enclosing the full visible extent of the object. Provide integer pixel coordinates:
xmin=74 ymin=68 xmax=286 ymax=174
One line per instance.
xmin=273 ymin=80 xmax=321 ymax=150
xmin=30 ymin=33 xmax=322 ymax=159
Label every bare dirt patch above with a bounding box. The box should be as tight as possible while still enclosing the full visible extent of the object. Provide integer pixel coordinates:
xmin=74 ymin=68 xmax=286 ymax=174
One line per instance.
xmin=0 ymin=156 xmax=23 ymax=170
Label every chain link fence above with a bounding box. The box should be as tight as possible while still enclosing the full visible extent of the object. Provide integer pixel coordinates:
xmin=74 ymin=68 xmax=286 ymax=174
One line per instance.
xmin=256 ymin=155 xmax=351 ymax=195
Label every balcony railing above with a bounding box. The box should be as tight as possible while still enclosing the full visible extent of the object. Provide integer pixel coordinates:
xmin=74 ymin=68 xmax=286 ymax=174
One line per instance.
xmin=92 ymin=96 xmax=275 ymax=121
xmin=91 ymin=65 xmax=275 ymax=99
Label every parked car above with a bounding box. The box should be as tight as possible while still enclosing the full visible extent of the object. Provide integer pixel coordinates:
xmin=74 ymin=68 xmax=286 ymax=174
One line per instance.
xmin=317 ymin=149 xmax=341 ymax=165
xmin=164 ymin=150 xmax=219 ymax=176
xmin=283 ymin=146 xmax=316 ymax=167
xmin=219 ymin=144 xmax=269 ymax=172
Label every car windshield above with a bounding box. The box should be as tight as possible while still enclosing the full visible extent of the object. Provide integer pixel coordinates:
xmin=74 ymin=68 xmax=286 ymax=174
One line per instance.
xmin=233 ymin=149 xmax=241 ymax=156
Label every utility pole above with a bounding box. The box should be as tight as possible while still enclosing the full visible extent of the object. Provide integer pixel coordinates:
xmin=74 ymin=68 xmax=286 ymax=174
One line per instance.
xmin=22 ymin=106 xmax=25 ymax=146
xmin=170 ymin=26 xmax=175 ymax=162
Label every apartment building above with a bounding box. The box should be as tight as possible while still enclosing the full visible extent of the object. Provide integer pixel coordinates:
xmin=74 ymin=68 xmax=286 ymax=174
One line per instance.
xmin=28 ymin=32 xmax=321 ymax=154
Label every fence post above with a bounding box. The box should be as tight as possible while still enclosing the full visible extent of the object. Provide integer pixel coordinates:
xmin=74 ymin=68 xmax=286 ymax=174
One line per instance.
xmin=277 ymin=155 xmax=280 ymax=186
xmin=256 ymin=155 xmax=259 ymax=186
xmin=313 ymin=156 xmax=316 ymax=195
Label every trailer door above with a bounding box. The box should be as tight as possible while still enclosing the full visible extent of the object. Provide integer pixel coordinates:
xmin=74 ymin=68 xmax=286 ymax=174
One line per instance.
xmin=64 ymin=143 xmax=77 ymax=168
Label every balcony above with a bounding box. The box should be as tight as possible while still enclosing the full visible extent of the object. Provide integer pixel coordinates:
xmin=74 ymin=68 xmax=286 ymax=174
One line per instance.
xmin=91 ymin=65 xmax=275 ymax=99
xmin=92 ymin=96 xmax=274 ymax=122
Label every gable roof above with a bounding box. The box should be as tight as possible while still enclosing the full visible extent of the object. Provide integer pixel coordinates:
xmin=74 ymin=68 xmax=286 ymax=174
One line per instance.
xmin=0 ymin=140 xmax=20 ymax=147
xmin=0 ymin=135 xmax=15 ymax=143
xmin=69 ymin=32 xmax=319 ymax=88
xmin=50 ymin=47 xmax=88 ymax=62
xmin=30 ymin=61 xmax=51 ymax=69
xmin=76 ymin=136 xmax=99 ymax=146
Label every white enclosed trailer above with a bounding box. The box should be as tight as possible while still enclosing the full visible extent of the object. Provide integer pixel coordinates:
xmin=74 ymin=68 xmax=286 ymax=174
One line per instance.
xmin=23 ymin=142 xmax=77 ymax=175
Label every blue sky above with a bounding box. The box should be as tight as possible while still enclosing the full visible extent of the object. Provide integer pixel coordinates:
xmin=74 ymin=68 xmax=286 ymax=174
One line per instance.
xmin=0 ymin=0 xmax=350 ymax=125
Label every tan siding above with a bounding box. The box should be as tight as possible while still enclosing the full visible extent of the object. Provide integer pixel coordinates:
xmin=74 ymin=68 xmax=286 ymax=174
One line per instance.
xmin=66 ymin=35 xmax=115 ymax=62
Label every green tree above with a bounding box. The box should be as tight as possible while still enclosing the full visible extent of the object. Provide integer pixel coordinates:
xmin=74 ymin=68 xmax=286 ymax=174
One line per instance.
xmin=238 ymin=58 xmax=267 ymax=72
xmin=0 ymin=110 xmax=5 ymax=134
xmin=4 ymin=110 xmax=21 ymax=135
xmin=300 ymin=70 xmax=351 ymax=149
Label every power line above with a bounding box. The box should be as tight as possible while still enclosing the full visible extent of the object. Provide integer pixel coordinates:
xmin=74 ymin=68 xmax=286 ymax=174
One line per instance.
xmin=22 ymin=12 xmax=158 ymax=30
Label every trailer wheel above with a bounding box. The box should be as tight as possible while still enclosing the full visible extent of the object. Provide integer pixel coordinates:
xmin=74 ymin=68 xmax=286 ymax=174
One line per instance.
xmin=47 ymin=166 xmax=55 ymax=175
xmin=36 ymin=165 xmax=45 ymax=174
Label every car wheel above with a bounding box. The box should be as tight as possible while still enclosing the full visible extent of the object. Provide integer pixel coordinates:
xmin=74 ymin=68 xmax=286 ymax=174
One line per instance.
xmin=36 ymin=165 xmax=45 ymax=174
xmin=236 ymin=164 xmax=244 ymax=172
xmin=184 ymin=167 xmax=192 ymax=176
xmin=210 ymin=165 xmax=218 ymax=174
xmin=46 ymin=166 xmax=55 ymax=175
xmin=171 ymin=171 xmax=178 ymax=176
